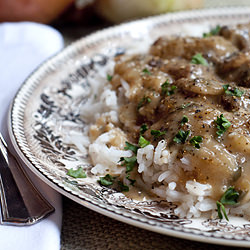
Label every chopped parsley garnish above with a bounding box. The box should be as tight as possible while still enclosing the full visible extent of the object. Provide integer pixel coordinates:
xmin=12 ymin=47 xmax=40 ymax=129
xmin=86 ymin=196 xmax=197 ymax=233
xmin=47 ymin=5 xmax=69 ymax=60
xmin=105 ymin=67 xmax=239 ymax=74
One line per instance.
xmin=124 ymin=141 xmax=138 ymax=154
xmin=67 ymin=167 xmax=87 ymax=178
xmin=107 ymin=74 xmax=113 ymax=81
xmin=215 ymin=114 xmax=231 ymax=136
xmin=173 ymin=130 xmax=190 ymax=144
xmin=137 ymin=96 xmax=151 ymax=110
xmin=223 ymin=84 xmax=244 ymax=97
xmin=151 ymin=129 xmax=166 ymax=139
xmin=142 ymin=68 xmax=151 ymax=75
xmin=126 ymin=174 xmax=136 ymax=186
xmin=140 ymin=124 xmax=148 ymax=134
xmin=203 ymin=25 xmax=221 ymax=37
xmin=181 ymin=115 xmax=188 ymax=126
xmin=138 ymin=135 xmax=150 ymax=148
xmin=118 ymin=134 xmax=153 ymax=191
xmin=161 ymin=80 xmax=177 ymax=96
xmin=191 ymin=53 xmax=209 ymax=66
xmin=181 ymin=103 xmax=191 ymax=109
xmin=98 ymin=174 xmax=115 ymax=186
xmin=217 ymin=187 xmax=239 ymax=221
xmin=118 ymin=181 xmax=129 ymax=192
xmin=220 ymin=187 xmax=239 ymax=205
xmin=190 ymin=136 xmax=203 ymax=149
xmin=120 ymin=156 xmax=137 ymax=173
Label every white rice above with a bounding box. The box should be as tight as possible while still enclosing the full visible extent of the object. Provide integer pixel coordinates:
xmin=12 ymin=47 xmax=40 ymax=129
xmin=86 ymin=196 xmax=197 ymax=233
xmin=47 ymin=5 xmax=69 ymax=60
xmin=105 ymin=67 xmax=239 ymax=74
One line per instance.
xmin=154 ymin=140 xmax=170 ymax=165
xmin=89 ymin=130 xmax=132 ymax=175
xmin=75 ymin=47 xmax=248 ymax=220
xmin=137 ymin=145 xmax=154 ymax=173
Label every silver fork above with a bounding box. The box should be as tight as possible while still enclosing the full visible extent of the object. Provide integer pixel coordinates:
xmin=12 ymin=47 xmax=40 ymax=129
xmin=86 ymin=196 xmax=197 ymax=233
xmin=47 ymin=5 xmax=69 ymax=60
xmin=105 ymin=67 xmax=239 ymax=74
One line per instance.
xmin=0 ymin=133 xmax=54 ymax=225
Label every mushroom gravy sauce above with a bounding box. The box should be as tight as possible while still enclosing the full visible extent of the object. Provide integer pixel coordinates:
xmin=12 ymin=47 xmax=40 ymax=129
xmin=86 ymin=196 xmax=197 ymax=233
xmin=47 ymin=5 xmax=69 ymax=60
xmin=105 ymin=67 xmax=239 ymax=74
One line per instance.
xmin=90 ymin=22 xmax=250 ymax=209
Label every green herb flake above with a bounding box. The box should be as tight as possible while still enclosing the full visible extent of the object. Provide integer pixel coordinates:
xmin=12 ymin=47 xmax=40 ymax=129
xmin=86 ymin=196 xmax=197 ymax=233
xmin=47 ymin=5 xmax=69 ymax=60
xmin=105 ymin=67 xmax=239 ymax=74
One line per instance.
xmin=181 ymin=115 xmax=188 ymax=126
xmin=223 ymin=84 xmax=244 ymax=97
xmin=126 ymin=174 xmax=136 ymax=186
xmin=138 ymin=135 xmax=150 ymax=148
xmin=220 ymin=187 xmax=239 ymax=205
xmin=181 ymin=103 xmax=191 ymax=109
xmin=215 ymin=114 xmax=231 ymax=136
xmin=142 ymin=68 xmax=151 ymax=75
xmin=140 ymin=124 xmax=148 ymax=134
xmin=67 ymin=167 xmax=87 ymax=178
xmin=173 ymin=130 xmax=190 ymax=144
xmin=124 ymin=141 xmax=138 ymax=154
xmin=217 ymin=187 xmax=239 ymax=221
xmin=137 ymin=96 xmax=151 ymax=110
xmin=191 ymin=53 xmax=209 ymax=66
xmin=151 ymin=129 xmax=166 ymax=139
xmin=161 ymin=80 xmax=177 ymax=96
xmin=120 ymin=156 xmax=137 ymax=173
xmin=216 ymin=201 xmax=228 ymax=221
xmin=190 ymin=136 xmax=203 ymax=149
xmin=203 ymin=25 xmax=221 ymax=37
xmin=118 ymin=181 xmax=129 ymax=192
xmin=98 ymin=174 xmax=115 ymax=186
xmin=107 ymin=74 xmax=113 ymax=81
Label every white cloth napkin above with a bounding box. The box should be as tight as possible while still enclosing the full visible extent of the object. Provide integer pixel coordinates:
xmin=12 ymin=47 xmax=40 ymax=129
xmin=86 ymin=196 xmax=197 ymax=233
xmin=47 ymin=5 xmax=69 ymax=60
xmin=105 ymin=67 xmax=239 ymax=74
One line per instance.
xmin=0 ymin=22 xmax=64 ymax=250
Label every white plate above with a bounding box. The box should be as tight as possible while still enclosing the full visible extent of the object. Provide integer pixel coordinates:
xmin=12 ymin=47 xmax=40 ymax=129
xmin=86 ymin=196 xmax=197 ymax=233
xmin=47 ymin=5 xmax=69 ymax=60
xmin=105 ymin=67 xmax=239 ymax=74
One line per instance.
xmin=9 ymin=7 xmax=250 ymax=247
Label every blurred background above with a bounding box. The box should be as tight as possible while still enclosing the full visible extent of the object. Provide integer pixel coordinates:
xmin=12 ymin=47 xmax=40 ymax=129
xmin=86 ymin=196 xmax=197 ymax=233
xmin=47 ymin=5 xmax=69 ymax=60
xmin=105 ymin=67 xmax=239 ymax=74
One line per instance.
xmin=1 ymin=0 xmax=250 ymax=45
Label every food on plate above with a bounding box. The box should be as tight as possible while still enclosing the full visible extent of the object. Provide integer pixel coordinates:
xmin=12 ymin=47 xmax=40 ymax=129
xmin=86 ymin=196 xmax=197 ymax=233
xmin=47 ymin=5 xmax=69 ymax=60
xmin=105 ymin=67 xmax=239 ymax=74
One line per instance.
xmin=83 ymin=22 xmax=250 ymax=220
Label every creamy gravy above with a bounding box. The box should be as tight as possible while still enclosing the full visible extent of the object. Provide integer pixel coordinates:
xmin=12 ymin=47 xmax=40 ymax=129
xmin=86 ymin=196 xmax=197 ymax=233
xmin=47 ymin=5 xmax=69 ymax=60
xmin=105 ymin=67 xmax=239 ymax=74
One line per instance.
xmin=107 ymin=23 xmax=250 ymax=202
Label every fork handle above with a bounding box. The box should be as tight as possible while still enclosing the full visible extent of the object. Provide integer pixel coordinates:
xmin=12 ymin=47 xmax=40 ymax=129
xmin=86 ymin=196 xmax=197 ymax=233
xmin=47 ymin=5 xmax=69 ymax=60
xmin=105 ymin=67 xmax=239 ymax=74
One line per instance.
xmin=0 ymin=134 xmax=54 ymax=225
xmin=0 ymin=154 xmax=30 ymax=222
